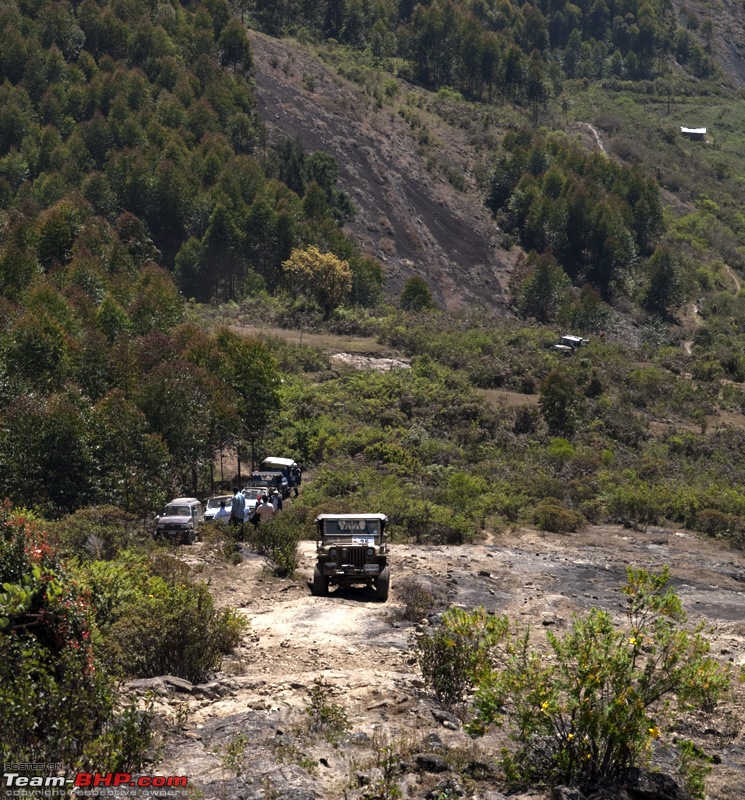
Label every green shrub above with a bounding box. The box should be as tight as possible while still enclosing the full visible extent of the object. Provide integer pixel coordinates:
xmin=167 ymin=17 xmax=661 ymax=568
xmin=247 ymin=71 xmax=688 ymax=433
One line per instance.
xmin=546 ymin=437 xmax=575 ymax=463
xmin=50 ymin=505 xmax=148 ymax=560
xmin=675 ymin=739 xmax=713 ymax=799
xmin=0 ymin=503 xmax=151 ymax=769
xmin=470 ymin=568 xmax=730 ymax=794
xmin=389 ymin=500 xmax=479 ymax=544
xmin=263 ymin=337 xmax=330 ymax=374
xmin=364 ymin=441 xmax=422 ymax=474
xmin=604 ymin=482 xmax=664 ymax=524
xmin=539 ymin=369 xmax=585 ymax=436
xmin=400 ymin=277 xmax=437 ymax=311
xmin=533 ymin=498 xmax=585 ymax=532
xmin=249 ymin=510 xmax=304 ymax=577
xmin=416 ymin=607 xmax=508 ymax=710
xmin=694 ymin=508 xmax=745 ymax=546
xmin=82 ymin=553 xmax=246 ymax=683
xmin=691 ymin=359 xmax=725 ymax=382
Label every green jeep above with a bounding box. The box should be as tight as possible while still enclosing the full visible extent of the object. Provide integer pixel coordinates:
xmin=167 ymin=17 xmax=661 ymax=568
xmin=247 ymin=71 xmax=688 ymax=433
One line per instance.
xmin=312 ymin=514 xmax=390 ymax=602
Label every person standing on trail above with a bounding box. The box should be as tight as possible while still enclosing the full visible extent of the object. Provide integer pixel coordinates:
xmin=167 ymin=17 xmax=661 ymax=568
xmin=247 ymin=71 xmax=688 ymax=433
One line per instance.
xmin=271 ymin=489 xmax=283 ymax=512
xmin=230 ymin=486 xmax=245 ymax=538
xmin=290 ymin=465 xmax=302 ymax=497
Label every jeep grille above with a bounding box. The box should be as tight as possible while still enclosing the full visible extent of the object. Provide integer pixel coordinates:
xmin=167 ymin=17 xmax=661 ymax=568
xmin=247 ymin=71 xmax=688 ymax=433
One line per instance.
xmin=339 ymin=546 xmax=367 ymax=569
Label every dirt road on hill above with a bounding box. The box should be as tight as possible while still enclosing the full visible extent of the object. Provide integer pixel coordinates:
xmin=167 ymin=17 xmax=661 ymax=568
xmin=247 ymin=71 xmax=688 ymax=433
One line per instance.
xmin=147 ymin=523 xmax=745 ymax=800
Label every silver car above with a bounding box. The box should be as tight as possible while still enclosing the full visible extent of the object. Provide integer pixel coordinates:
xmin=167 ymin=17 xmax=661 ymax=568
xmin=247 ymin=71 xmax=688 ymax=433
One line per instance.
xmin=155 ymin=497 xmax=203 ymax=544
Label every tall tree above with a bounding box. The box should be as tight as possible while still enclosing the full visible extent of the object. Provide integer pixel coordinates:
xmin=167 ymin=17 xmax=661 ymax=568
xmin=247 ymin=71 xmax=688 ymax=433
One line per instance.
xmin=282 ymin=245 xmax=352 ymax=318
xmin=539 ymin=368 xmax=584 ymax=437
xmin=201 ymin=203 xmax=243 ymax=300
xmin=218 ymin=17 xmax=252 ymax=71
xmin=214 ymin=329 xmax=281 ymax=470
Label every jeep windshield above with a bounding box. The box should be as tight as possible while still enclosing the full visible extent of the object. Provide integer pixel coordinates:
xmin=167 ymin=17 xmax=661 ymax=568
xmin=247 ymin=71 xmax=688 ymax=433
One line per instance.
xmin=164 ymin=505 xmax=191 ymax=516
xmin=206 ymin=498 xmax=230 ymax=510
xmin=322 ymin=519 xmax=381 ymax=540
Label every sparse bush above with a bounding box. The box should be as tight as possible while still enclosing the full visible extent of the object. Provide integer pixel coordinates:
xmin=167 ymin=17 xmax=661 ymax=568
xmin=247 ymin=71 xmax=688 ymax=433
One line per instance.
xmin=416 ymin=607 xmax=508 ymax=710
xmin=199 ymin=521 xmax=241 ymax=563
xmin=675 ymin=739 xmax=713 ymax=799
xmin=394 ymin=580 xmax=439 ymax=622
xmin=249 ymin=510 xmax=304 ymax=576
xmin=304 ymin=677 xmax=350 ymax=743
xmin=533 ymin=497 xmax=585 ymax=532
xmin=222 ymin=732 xmax=249 ymax=775
xmin=366 ymin=741 xmax=404 ymax=800
xmin=470 ymin=568 xmax=730 ymax=794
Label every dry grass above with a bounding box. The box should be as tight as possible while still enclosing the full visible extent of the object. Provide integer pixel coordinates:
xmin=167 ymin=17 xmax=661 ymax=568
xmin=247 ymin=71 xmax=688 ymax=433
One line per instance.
xmin=229 ymin=324 xmax=401 ymax=356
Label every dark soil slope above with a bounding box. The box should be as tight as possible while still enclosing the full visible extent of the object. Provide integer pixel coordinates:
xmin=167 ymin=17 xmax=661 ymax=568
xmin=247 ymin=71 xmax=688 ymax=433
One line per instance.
xmin=250 ymin=32 xmax=517 ymax=312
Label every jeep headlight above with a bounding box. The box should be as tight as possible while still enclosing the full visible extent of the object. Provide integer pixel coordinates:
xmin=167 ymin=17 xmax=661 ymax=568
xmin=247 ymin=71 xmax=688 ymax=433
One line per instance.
xmin=366 ymin=548 xmax=375 ymax=557
xmin=328 ymin=547 xmax=337 ymax=557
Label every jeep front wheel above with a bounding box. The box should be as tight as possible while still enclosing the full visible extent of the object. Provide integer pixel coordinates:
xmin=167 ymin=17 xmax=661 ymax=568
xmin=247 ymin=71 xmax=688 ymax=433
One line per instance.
xmin=375 ymin=567 xmax=390 ymax=602
xmin=312 ymin=565 xmax=328 ymax=596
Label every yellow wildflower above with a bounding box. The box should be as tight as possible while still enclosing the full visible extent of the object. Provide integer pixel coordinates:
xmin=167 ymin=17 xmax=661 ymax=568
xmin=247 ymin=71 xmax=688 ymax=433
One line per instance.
xmin=648 ymin=727 xmax=660 ymax=739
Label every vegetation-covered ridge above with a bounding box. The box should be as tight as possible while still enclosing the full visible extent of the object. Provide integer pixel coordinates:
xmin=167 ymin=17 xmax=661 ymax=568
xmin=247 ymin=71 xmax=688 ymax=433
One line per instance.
xmin=0 ymin=0 xmax=383 ymax=305
xmin=253 ymin=0 xmax=717 ymax=100
xmin=0 ymin=0 xmax=390 ymax=515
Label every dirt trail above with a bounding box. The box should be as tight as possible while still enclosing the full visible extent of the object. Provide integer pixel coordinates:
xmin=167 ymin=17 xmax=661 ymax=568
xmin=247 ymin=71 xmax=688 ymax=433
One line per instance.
xmin=726 ymin=262 xmax=742 ymax=293
xmin=154 ymin=524 xmax=745 ymax=799
xmin=581 ymin=122 xmax=606 ymax=152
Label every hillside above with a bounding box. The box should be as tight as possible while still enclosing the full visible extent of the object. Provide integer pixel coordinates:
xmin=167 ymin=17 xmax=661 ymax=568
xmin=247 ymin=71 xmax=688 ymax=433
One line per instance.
xmin=250 ymin=31 xmax=515 ymax=311
xmin=246 ymin=25 xmax=745 ymax=322
xmin=6 ymin=1 xmax=745 ymax=797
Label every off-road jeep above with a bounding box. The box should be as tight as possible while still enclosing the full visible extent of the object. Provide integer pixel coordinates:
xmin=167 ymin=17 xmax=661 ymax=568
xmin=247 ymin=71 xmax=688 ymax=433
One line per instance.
xmin=312 ymin=513 xmax=389 ymax=601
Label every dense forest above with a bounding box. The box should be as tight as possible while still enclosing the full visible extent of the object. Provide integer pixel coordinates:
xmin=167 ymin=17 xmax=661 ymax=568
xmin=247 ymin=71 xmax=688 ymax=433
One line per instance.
xmin=0 ymin=0 xmax=387 ymax=515
xmin=253 ymin=0 xmax=716 ymax=97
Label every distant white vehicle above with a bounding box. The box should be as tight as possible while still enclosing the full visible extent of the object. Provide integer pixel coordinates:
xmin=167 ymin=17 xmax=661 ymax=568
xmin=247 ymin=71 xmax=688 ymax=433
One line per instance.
xmin=204 ymin=495 xmax=232 ymax=523
xmin=554 ymin=334 xmax=589 ymax=353
xmin=680 ymin=127 xmax=706 ymax=140
xmin=260 ymin=456 xmax=301 ymax=496
xmin=241 ymin=487 xmax=262 ymax=519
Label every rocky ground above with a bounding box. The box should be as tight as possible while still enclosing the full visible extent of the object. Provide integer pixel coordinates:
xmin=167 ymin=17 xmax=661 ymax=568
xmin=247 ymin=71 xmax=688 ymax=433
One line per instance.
xmin=130 ymin=523 xmax=745 ymax=800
